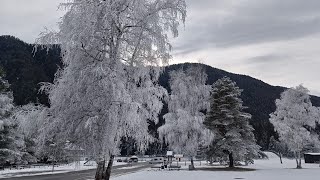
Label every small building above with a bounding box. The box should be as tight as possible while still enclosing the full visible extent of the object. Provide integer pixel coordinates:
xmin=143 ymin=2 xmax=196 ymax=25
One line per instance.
xmin=304 ymin=153 xmax=320 ymax=163
xmin=174 ymin=154 xmax=183 ymax=162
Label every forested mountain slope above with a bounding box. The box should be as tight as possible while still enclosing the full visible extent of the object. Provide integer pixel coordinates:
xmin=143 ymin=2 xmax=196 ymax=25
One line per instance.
xmin=0 ymin=35 xmax=61 ymax=106
xmin=1 ymin=35 xmax=319 ymax=149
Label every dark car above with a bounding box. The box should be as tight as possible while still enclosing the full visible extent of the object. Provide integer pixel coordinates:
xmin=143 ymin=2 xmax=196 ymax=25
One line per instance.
xmin=129 ymin=156 xmax=138 ymax=163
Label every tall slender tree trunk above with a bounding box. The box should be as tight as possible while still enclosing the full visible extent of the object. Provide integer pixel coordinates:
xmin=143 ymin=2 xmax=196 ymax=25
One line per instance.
xmin=297 ymin=151 xmax=302 ymax=169
xmin=104 ymin=155 xmax=114 ymax=180
xmin=95 ymin=160 xmax=105 ymax=180
xmin=294 ymin=151 xmax=302 ymax=169
xmin=189 ymin=156 xmax=195 ymax=170
xmin=229 ymin=152 xmax=234 ymax=168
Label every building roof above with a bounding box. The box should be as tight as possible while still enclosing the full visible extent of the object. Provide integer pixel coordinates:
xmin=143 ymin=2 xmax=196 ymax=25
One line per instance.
xmin=305 ymin=153 xmax=320 ymax=155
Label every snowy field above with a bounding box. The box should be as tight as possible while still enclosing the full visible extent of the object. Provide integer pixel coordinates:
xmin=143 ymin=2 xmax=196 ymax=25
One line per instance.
xmin=2 ymin=152 xmax=320 ymax=180
xmin=113 ymin=152 xmax=320 ymax=180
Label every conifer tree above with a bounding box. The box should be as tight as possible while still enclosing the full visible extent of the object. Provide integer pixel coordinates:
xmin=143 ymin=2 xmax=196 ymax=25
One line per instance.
xmin=204 ymin=77 xmax=260 ymax=167
xmin=0 ymin=69 xmax=19 ymax=165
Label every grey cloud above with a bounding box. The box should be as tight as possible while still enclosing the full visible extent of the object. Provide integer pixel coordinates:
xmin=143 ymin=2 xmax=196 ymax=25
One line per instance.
xmin=245 ymin=54 xmax=290 ymax=65
xmin=209 ymin=18 xmax=320 ymax=47
xmin=0 ymin=0 xmax=63 ymax=43
xmin=173 ymin=0 xmax=320 ymax=55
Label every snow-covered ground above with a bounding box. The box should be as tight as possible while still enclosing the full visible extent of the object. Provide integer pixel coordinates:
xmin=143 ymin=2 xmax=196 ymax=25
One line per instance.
xmin=0 ymin=161 xmax=126 ymax=179
xmin=113 ymin=152 xmax=320 ymax=180
xmin=2 ymin=152 xmax=320 ymax=180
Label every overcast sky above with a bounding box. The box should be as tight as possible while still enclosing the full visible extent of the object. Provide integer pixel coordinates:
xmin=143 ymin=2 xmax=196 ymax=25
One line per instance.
xmin=1 ymin=0 xmax=320 ymax=95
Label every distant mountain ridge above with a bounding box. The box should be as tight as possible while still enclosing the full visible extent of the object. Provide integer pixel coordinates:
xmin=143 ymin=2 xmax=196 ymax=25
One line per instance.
xmin=1 ymin=35 xmax=320 ymax=149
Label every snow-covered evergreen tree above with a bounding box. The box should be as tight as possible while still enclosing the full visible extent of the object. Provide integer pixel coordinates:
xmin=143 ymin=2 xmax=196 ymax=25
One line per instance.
xmin=0 ymin=70 xmax=25 ymax=165
xmin=158 ymin=66 xmax=213 ymax=170
xmin=270 ymin=85 xmax=320 ymax=169
xmin=204 ymin=77 xmax=260 ymax=168
xmin=36 ymin=1 xmax=186 ymax=179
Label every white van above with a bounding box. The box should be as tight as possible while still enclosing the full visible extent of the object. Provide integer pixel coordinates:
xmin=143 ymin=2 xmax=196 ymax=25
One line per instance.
xmin=149 ymin=157 xmax=165 ymax=164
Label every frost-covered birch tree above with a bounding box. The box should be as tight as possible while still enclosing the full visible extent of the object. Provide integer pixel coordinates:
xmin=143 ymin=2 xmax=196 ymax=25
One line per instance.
xmin=268 ymin=136 xmax=286 ymax=164
xmin=270 ymin=85 xmax=320 ymax=169
xmin=36 ymin=0 xmax=186 ymax=179
xmin=204 ymin=77 xmax=260 ymax=168
xmin=14 ymin=104 xmax=45 ymax=139
xmin=158 ymin=66 xmax=213 ymax=170
xmin=13 ymin=103 xmax=46 ymax=161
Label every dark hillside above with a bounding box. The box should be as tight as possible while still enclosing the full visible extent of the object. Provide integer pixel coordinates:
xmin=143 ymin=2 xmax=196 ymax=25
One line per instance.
xmin=1 ymin=36 xmax=320 ymax=150
xmin=0 ymin=35 xmax=62 ymax=106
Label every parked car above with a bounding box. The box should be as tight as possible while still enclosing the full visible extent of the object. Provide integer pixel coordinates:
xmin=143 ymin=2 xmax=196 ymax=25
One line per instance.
xmin=116 ymin=159 xmax=123 ymax=162
xmin=129 ymin=156 xmax=138 ymax=163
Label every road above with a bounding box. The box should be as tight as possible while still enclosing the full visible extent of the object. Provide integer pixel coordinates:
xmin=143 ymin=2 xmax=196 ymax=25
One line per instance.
xmin=1 ymin=162 xmax=152 ymax=180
